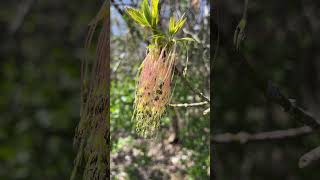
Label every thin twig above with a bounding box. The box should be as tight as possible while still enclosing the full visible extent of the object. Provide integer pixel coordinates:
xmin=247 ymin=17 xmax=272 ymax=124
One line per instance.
xmin=174 ymin=67 xmax=210 ymax=103
xmin=112 ymin=2 xmax=136 ymax=7
xmin=213 ymin=126 xmax=313 ymax=144
xmin=111 ymin=0 xmax=125 ymax=15
xmin=111 ymin=0 xmax=144 ymax=40
xmin=169 ymin=101 xmax=208 ymax=107
xmin=299 ymin=145 xmax=320 ymax=168
xmin=203 ymin=108 xmax=210 ymax=115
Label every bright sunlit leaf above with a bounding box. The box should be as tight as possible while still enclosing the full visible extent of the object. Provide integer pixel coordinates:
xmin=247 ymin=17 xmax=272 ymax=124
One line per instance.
xmin=151 ymin=0 xmax=159 ymax=27
xmin=176 ymin=37 xmax=195 ymax=42
xmin=169 ymin=16 xmax=175 ymax=35
xmin=126 ymin=7 xmax=150 ymax=27
xmin=173 ymin=14 xmax=186 ymax=34
xmin=141 ymin=0 xmax=152 ymax=26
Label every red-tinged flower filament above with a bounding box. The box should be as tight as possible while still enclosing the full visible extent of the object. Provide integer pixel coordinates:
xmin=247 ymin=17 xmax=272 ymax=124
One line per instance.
xmin=133 ymin=47 xmax=176 ymax=137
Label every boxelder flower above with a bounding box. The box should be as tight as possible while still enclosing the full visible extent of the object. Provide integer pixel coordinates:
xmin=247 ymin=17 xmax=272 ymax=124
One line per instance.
xmin=126 ymin=0 xmax=194 ymax=137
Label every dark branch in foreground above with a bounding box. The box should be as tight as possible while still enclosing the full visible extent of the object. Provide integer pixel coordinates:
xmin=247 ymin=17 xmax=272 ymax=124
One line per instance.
xmin=213 ymin=126 xmax=313 ymax=144
xmin=214 ymin=20 xmax=320 ymax=168
xmin=299 ymin=146 xmax=320 ymax=168
xmin=213 ymin=22 xmax=320 ymax=130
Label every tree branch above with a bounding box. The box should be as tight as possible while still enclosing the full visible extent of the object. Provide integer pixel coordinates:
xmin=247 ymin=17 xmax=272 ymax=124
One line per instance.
xmin=213 ymin=126 xmax=313 ymax=144
xmin=213 ymin=22 xmax=320 ymax=129
xmin=111 ymin=0 xmax=144 ymax=40
xmin=299 ymin=145 xmax=320 ymax=168
xmin=203 ymin=108 xmax=210 ymax=115
xmin=169 ymin=101 xmax=208 ymax=107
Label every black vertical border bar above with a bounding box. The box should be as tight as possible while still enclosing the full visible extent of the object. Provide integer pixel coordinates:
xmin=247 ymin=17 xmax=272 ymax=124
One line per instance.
xmin=210 ymin=0 xmax=217 ymax=179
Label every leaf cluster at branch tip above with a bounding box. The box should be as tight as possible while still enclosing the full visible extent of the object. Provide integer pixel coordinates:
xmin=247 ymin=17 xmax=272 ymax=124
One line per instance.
xmin=125 ymin=0 xmax=195 ymax=49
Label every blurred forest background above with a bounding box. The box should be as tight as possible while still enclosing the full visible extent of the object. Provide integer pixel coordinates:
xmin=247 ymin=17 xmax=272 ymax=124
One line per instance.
xmin=213 ymin=0 xmax=320 ymax=179
xmin=110 ymin=0 xmax=210 ymax=179
xmin=0 ymin=0 xmax=210 ymax=180
xmin=0 ymin=0 xmax=103 ymax=179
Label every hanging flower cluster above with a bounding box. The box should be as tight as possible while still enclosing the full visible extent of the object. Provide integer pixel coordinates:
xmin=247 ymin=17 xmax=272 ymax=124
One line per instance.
xmin=126 ymin=0 xmax=194 ymax=137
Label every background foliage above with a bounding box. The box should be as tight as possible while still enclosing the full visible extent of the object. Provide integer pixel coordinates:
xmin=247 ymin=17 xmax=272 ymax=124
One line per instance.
xmin=214 ymin=0 xmax=320 ymax=179
xmin=0 ymin=0 xmax=102 ymax=179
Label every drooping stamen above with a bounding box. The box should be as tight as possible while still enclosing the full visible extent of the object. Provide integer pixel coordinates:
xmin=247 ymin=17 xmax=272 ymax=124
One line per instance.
xmin=132 ymin=46 xmax=176 ymax=137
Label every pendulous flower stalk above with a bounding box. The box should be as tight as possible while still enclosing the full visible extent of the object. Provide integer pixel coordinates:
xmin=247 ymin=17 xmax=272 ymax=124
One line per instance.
xmin=126 ymin=0 xmax=194 ymax=137
xmin=133 ymin=46 xmax=176 ymax=137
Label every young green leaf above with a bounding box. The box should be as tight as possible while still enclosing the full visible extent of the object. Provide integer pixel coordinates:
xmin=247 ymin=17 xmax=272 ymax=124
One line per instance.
xmin=141 ymin=0 xmax=152 ymax=26
xmin=169 ymin=16 xmax=175 ymax=35
xmin=126 ymin=7 xmax=150 ymax=27
xmin=151 ymin=34 xmax=165 ymax=39
xmin=151 ymin=0 xmax=159 ymax=27
xmin=147 ymin=44 xmax=156 ymax=49
xmin=176 ymin=37 xmax=195 ymax=42
xmin=173 ymin=14 xmax=186 ymax=34
xmin=150 ymin=33 xmax=165 ymax=44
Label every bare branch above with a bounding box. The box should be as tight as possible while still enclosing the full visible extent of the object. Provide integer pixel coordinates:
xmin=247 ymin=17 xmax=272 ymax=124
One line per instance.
xmin=169 ymin=101 xmax=208 ymax=107
xmin=299 ymin=146 xmax=320 ymax=168
xmin=111 ymin=0 xmax=125 ymax=15
xmin=203 ymin=108 xmax=210 ymax=115
xmin=213 ymin=126 xmax=313 ymax=144
xmin=111 ymin=0 xmax=144 ymax=40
